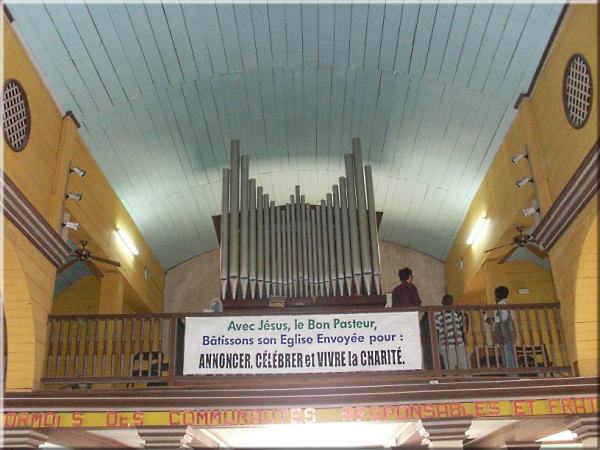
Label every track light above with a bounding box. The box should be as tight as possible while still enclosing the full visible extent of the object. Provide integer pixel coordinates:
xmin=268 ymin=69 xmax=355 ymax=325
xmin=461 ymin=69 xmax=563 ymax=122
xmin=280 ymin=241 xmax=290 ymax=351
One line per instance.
xmin=522 ymin=206 xmax=540 ymax=217
xmin=62 ymin=221 xmax=79 ymax=231
xmin=516 ymin=177 xmax=534 ymax=188
xmin=511 ymin=152 xmax=528 ymax=164
xmin=65 ymin=192 xmax=83 ymax=201
xmin=69 ymin=166 xmax=86 ymax=177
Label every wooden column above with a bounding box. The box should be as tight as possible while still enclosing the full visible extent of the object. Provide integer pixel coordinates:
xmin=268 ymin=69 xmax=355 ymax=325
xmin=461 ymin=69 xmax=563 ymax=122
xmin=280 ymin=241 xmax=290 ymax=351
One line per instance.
xmin=98 ymin=271 xmax=125 ymax=314
xmin=421 ymin=418 xmax=472 ymax=449
xmin=2 ymin=429 xmax=48 ymax=448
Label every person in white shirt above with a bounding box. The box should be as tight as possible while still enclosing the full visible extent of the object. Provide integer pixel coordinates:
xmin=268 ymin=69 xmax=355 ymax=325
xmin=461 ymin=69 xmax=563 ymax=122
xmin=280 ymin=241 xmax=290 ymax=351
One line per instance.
xmin=494 ymin=286 xmax=517 ymax=368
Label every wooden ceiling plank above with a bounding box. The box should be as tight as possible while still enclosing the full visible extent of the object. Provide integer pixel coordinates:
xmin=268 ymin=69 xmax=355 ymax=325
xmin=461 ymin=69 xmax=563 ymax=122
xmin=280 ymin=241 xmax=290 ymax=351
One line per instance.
xmin=366 ymin=71 xmax=395 ymax=164
xmin=423 ymin=3 xmax=456 ymax=80
xmin=437 ymin=3 xmax=475 ymax=85
xmin=349 ymin=3 xmax=368 ymax=68
xmin=318 ymin=3 xmax=335 ymax=67
xmin=409 ymin=3 xmax=438 ymax=77
xmin=378 ymin=3 xmax=403 ymax=72
xmin=394 ymin=3 xmax=420 ymax=75
xmin=364 ymin=4 xmax=385 ymax=70
xmin=181 ymin=4 xmax=216 ymax=79
xmin=266 ymin=4 xmax=287 ymax=68
xmin=327 ymin=68 xmax=346 ymax=169
xmin=284 ymin=3 xmax=303 ymax=68
xmin=316 ymin=67 xmax=332 ymax=162
xmin=216 ymin=3 xmax=243 ymax=73
xmin=162 ymin=4 xmax=200 ymax=83
xmin=196 ymin=4 xmax=228 ymax=75
xmin=301 ymin=4 xmax=318 ymax=66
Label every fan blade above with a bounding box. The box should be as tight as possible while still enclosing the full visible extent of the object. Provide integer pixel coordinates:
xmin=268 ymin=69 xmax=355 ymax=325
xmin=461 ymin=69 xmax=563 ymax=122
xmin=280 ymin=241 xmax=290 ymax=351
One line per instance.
xmin=84 ymin=260 xmax=103 ymax=279
xmin=526 ymin=243 xmax=548 ymax=259
xmin=484 ymin=242 xmax=514 ymax=253
xmin=90 ymin=255 xmax=121 ymax=267
xmin=498 ymin=246 xmax=518 ymax=264
xmin=57 ymin=258 xmax=77 ymax=273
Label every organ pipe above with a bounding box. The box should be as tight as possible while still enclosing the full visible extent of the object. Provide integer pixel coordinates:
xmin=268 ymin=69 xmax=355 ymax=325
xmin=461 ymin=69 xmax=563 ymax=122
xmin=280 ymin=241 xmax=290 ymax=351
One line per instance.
xmin=257 ymin=187 xmax=264 ymax=299
xmin=248 ymin=178 xmax=257 ymax=298
xmin=239 ymin=155 xmax=249 ymax=298
xmin=228 ymin=140 xmax=240 ymax=298
xmin=352 ymin=138 xmax=372 ymax=295
xmin=365 ymin=166 xmax=381 ymax=295
xmin=344 ymin=154 xmax=362 ymax=294
xmin=219 ymin=168 xmax=230 ymax=299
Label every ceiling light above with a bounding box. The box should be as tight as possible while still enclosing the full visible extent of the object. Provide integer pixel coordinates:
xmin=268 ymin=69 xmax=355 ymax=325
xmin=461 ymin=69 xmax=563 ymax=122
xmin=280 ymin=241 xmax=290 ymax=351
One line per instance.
xmin=69 ymin=166 xmax=86 ymax=177
xmin=466 ymin=217 xmax=488 ymax=245
xmin=62 ymin=221 xmax=79 ymax=231
xmin=516 ymin=176 xmax=534 ymax=188
xmin=511 ymin=152 xmax=528 ymax=164
xmin=65 ymin=192 xmax=83 ymax=201
xmin=116 ymin=228 xmax=139 ymax=256
xmin=522 ymin=206 xmax=540 ymax=217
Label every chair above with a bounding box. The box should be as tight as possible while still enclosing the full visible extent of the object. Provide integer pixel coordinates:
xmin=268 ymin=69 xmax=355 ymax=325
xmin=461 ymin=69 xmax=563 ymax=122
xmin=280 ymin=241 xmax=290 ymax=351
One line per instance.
xmin=128 ymin=351 xmax=169 ymax=387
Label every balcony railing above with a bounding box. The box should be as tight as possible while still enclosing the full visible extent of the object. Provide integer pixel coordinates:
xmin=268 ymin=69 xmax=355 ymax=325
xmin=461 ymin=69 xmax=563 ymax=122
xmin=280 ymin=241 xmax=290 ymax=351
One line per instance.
xmin=41 ymin=303 xmax=572 ymax=387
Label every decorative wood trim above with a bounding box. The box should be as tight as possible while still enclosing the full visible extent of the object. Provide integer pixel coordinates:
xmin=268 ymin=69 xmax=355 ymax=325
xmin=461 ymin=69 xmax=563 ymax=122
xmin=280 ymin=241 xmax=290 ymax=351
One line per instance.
xmin=532 ymin=139 xmax=599 ymax=250
xmin=64 ymin=111 xmax=81 ymax=129
xmin=3 ymin=4 xmax=14 ymax=23
xmin=514 ymin=4 xmax=569 ymax=109
xmin=1 ymin=171 xmax=71 ymax=267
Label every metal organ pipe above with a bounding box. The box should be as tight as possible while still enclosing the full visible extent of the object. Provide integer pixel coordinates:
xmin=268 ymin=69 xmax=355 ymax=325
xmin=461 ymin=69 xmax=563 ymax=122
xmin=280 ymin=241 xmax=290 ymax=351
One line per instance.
xmin=320 ymin=199 xmax=331 ymax=296
xmin=270 ymin=200 xmax=277 ymax=296
xmin=248 ymin=178 xmax=257 ymax=299
xmin=228 ymin=140 xmax=240 ymax=299
xmin=344 ymin=154 xmax=362 ymax=294
xmin=352 ymin=138 xmax=372 ymax=295
xmin=239 ymin=155 xmax=249 ymax=298
xmin=326 ymin=193 xmax=336 ymax=296
xmin=257 ymin=187 xmax=264 ymax=299
xmin=219 ymin=168 xmax=230 ymax=299
xmin=365 ymin=166 xmax=381 ymax=295
xmin=332 ymin=185 xmax=345 ymax=296
xmin=339 ymin=177 xmax=353 ymax=296
xmin=290 ymin=196 xmax=298 ymax=297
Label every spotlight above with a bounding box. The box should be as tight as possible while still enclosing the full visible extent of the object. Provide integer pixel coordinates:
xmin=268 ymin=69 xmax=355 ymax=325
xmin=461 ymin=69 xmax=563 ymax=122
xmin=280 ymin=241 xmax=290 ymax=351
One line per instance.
xmin=511 ymin=152 xmax=528 ymax=164
xmin=69 ymin=166 xmax=86 ymax=177
xmin=65 ymin=192 xmax=83 ymax=201
xmin=516 ymin=177 xmax=534 ymax=188
xmin=522 ymin=206 xmax=540 ymax=217
xmin=62 ymin=221 xmax=79 ymax=231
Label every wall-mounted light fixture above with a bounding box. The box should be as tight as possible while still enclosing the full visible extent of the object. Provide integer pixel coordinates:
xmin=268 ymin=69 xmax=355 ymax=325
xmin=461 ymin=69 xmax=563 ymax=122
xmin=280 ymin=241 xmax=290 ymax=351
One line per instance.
xmin=144 ymin=267 xmax=151 ymax=279
xmin=511 ymin=152 xmax=528 ymax=164
xmin=522 ymin=206 xmax=540 ymax=217
xmin=516 ymin=176 xmax=534 ymax=188
xmin=69 ymin=166 xmax=86 ymax=177
xmin=62 ymin=221 xmax=79 ymax=231
xmin=116 ymin=228 xmax=139 ymax=255
xmin=466 ymin=217 xmax=488 ymax=245
xmin=65 ymin=192 xmax=83 ymax=201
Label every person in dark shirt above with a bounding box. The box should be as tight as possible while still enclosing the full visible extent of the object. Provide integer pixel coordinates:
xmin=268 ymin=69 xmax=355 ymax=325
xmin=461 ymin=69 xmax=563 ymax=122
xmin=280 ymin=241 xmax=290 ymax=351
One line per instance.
xmin=391 ymin=267 xmax=422 ymax=307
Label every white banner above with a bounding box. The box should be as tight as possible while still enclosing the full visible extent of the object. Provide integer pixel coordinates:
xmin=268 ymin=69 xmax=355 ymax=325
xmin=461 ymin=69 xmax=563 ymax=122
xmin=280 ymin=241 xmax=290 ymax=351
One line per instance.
xmin=183 ymin=312 xmax=422 ymax=375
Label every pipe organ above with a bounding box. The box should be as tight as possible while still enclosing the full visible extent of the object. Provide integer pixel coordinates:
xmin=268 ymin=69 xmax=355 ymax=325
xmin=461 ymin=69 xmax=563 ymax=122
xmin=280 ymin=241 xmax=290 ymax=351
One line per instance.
xmin=220 ymin=138 xmax=381 ymax=300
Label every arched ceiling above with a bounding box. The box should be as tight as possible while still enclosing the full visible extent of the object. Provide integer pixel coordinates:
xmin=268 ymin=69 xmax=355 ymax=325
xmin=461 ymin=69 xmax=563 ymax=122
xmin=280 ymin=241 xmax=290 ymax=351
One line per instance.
xmin=8 ymin=2 xmax=563 ymax=269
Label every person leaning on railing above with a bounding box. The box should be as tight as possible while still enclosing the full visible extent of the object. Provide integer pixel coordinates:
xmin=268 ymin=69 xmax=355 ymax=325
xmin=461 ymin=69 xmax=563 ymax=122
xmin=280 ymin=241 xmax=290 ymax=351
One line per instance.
xmin=435 ymin=295 xmax=468 ymax=370
xmin=492 ymin=286 xmax=517 ymax=369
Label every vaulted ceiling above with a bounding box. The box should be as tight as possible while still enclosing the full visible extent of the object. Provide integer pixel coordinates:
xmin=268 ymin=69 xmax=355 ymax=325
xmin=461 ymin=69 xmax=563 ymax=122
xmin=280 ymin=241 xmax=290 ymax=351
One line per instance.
xmin=8 ymin=2 xmax=563 ymax=269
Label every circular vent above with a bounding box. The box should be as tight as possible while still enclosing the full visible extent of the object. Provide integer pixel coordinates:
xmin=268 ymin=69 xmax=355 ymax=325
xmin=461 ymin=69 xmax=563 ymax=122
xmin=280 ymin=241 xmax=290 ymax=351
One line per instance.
xmin=563 ymin=54 xmax=592 ymax=129
xmin=3 ymin=79 xmax=31 ymax=152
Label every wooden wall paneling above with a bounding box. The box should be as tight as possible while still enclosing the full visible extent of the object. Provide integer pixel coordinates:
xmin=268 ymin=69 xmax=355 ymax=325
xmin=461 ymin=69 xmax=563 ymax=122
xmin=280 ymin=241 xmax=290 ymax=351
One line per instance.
xmin=251 ymin=4 xmax=272 ymax=69
xmin=266 ymin=4 xmax=287 ymax=68
xmin=233 ymin=4 xmax=258 ymax=72
xmin=410 ymin=3 xmax=437 ymax=77
xmin=216 ymin=3 xmax=243 ymax=72
xmin=437 ymin=3 xmax=474 ymax=85
xmin=423 ymin=4 xmax=455 ymax=79
xmin=364 ymin=4 xmax=385 ymax=70
xmin=467 ymin=5 xmax=512 ymax=92
xmin=64 ymin=4 xmax=128 ymax=106
xmin=283 ymin=4 xmax=302 ymax=68
xmin=301 ymin=4 xmax=318 ymax=67
xmin=178 ymin=6 xmax=213 ymax=80
xmin=452 ymin=3 xmax=493 ymax=88
xmin=161 ymin=4 xmax=199 ymax=83
xmin=43 ymin=4 xmax=112 ymax=112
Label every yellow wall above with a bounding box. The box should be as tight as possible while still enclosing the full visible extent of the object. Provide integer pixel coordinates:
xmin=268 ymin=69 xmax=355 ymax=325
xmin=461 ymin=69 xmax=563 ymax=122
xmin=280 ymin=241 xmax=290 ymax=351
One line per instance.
xmin=483 ymin=260 xmax=556 ymax=305
xmin=2 ymin=15 xmax=165 ymax=390
xmin=445 ymin=4 xmax=598 ymax=374
xmin=51 ymin=276 xmax=100 ymax=316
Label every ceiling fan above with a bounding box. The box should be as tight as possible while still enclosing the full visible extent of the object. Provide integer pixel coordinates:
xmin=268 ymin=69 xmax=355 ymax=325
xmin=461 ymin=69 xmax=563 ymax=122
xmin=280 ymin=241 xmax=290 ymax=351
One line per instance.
xmin=484 ymin=226 xmax=547 ymax=264
xmin=57 ymin=240 xmax=121 ymax=278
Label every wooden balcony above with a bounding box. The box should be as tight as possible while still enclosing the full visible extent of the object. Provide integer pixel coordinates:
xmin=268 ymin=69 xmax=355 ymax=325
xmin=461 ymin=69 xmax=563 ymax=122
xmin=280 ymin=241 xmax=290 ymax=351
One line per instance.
xmin=41 ymin=302 xmax=572 ymax=389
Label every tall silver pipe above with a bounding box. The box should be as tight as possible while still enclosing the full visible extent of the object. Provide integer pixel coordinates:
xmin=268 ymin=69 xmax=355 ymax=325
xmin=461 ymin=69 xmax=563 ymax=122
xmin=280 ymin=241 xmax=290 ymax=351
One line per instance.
xmin=228 ymin=140 xmax=240 ymax=298
xmin=310 ymin=208 xmax=318 ymax=297
xmin=339 ymin=177 xmax=353 ymax=295
xmin=301 ymin=196 xmax=309 ymax=297
xmin=320 ymin=200 xmax=331 ymax=296
xmin=219 ymin=168 xmax=230 ymax=299
xmin=352 ymin=138 xmax=372 ymax=295
xmin=295 ymin=187 xmax=304 ymax=297
xmin=276 ymin=205 xmax=283 ymax=296
xmin=326 ymin=193 xmax=336 ymax=296
xmin=280 ymin=208 xmax=287 ymax=297
xmin=305 ymin=203 xmax=313 ymax=297
xmin=270 ymin=200 xmax=277 ymax=296
xmin=365 ymin=166 xmax=382 ymax=295
xmin=332 ymin=185 xmax=345 ymax=296
xmin=315 ymin=204 xmax=324 ymax=297
xmin=257 ymin=187 xmax=264 ymax=299
xmin=239 ymin=155 xmax=249 ymax=299
xmin=248 ymin=179 xmax=257 ymax=299
xmin=285 ymin=203 xmax=294 ymax=297
xmin=290 ymin=196 xmax=298 ymax=297
xmin=344 ymin=154 xmax=362 ymax=294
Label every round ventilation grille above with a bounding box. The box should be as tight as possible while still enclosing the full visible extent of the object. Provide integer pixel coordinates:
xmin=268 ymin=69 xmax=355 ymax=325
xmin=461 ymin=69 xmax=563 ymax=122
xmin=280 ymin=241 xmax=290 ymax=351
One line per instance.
xmin=3 ymin=79 xmax=31 ymax=152
xmin=563 ymin=54 xmax=592 ymax=129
